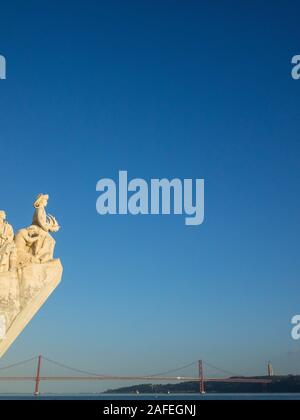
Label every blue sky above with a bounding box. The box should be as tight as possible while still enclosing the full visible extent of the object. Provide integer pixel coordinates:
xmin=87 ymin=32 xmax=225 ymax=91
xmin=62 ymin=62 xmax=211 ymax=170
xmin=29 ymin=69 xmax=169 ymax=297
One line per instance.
xmin=0 ymin=0 xmax=300 ymax=393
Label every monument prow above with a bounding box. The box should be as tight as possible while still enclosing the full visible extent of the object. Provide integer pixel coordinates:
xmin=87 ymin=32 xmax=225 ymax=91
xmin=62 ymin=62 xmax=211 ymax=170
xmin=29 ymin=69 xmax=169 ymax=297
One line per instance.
xmin=0 ymin=194 xmax=63 ymax=358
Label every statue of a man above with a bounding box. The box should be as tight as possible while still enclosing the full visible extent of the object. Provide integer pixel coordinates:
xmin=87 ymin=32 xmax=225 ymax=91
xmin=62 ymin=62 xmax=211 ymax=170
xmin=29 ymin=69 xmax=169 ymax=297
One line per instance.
xmin=30 ymin=194 xmax=60 ymax=263
xmin=0 ymin=211 xmax=16 ymax=272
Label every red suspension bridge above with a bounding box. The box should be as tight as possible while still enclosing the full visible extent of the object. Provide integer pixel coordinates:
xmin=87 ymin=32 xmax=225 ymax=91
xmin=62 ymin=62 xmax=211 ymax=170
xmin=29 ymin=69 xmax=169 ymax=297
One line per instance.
xmin=0 ymin=355 xmax=272 ymax=395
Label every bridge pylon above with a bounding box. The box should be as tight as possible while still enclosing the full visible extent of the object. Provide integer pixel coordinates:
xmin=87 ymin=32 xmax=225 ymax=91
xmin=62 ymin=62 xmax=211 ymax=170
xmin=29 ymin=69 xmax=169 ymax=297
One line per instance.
xmin=198 ymin=360 xmax=205 ymax=394
xmin=34 ymin=355 xmax=42 ymax=396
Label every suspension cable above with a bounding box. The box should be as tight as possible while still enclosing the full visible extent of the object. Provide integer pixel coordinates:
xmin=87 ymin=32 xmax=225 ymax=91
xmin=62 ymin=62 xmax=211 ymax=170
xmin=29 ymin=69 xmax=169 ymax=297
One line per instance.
xmin=147 ymin=360 xmax=198 ymax=377
xmin=203 ymin=359 xmax=242 ymax=377
xmin=0 ymin=356 xmax=37 ymax=371
xmin=42 ymin=356 xmax=107 ymax=377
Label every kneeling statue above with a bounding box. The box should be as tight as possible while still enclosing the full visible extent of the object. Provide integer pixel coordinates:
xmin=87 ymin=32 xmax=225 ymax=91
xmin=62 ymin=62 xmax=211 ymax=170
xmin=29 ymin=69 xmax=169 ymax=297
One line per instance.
xmin=15 ymin=194 xmax=60 ymax=267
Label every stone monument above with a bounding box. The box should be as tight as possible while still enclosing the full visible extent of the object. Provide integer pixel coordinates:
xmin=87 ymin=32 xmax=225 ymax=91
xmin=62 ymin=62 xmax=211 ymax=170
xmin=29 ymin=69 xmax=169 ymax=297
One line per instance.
xmin=0 ymin=194 xmax=63 ymax=358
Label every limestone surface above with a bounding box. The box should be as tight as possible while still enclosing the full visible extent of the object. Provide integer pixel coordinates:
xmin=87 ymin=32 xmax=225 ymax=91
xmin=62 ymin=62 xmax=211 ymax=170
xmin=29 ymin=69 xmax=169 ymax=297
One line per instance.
xmin=0 ymin=260 xmax=62 ymax=358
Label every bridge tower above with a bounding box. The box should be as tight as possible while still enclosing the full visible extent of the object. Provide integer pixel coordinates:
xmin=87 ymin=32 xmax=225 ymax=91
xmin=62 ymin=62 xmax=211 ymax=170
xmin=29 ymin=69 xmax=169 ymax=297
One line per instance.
xmin=267 ymin=361 xmax=274 ymax=377
xmin=34 ymin=355 xmax=42 ymax=396
xmin=198 ymin=360 xmax=205 ymax=394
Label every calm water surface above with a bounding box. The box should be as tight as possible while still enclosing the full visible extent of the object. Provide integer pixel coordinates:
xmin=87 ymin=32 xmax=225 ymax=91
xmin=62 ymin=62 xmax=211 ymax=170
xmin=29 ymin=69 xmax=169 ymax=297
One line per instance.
xmin=0 ymin=393 xmax=299 ymax=400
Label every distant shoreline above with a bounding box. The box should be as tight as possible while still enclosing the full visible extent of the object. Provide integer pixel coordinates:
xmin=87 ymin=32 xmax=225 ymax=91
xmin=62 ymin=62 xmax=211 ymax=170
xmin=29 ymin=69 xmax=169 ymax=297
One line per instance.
xmin=104 ymin=376 xmax=300 ymax=394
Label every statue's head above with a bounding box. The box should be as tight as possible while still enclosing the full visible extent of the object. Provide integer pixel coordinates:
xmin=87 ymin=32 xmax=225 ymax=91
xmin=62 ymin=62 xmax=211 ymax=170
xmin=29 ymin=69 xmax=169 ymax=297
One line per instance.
xmin=0 ymin=211 xmax=6 ymax=221
xmin=34 ymin=194 xmax=49 ymax=209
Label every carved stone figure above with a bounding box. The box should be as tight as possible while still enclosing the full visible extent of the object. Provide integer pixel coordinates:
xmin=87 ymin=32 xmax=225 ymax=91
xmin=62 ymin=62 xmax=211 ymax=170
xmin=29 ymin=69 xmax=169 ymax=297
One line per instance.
xmin=0 ymin=211 xmax=17 ymax=272
xmin=15 ymin=194 xmax=60 ymax=267
xmin=14 ymin=226 xmax=40 ymax=267
xmin=0 ymin=195 xmax=63 ymax=358
xmin=31 ymin=194 xmax=60 ymax=261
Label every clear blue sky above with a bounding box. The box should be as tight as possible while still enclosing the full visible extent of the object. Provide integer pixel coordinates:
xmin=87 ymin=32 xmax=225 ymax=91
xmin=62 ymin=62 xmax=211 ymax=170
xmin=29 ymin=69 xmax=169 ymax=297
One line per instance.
xmin=0 ymin=0 xmax=300 ymax=393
